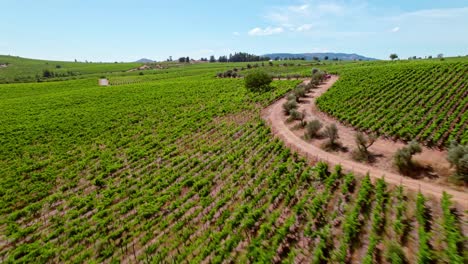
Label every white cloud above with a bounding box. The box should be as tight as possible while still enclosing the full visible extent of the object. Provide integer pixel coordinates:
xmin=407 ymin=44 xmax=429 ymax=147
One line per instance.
xmin=294 ymin=24 xmax=313 ymax=32
xmin=396 ymin=7 xmax=468 ymax=19
xmin=248 ymin=26 xmax=284 ymax=36
xmin=391 ymin=26 xmax=400 ymax=33
xmin=232 ymin=32 xmax=240 ymax=36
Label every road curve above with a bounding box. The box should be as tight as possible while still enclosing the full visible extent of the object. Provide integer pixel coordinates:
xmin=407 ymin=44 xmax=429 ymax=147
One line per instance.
xmin=263 ymin=76 xmax=468 ymax=209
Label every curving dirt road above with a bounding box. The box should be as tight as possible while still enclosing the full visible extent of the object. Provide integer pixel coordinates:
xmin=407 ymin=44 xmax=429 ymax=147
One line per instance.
xmin=263 ymin=76 xmax=468 ymax=209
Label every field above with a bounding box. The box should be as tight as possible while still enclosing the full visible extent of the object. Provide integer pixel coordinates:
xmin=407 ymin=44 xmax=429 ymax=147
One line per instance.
xmin=0 ymin=55 xmax=142 ymax=84
xmin=0 ymin=58 xmax=466 ymax=263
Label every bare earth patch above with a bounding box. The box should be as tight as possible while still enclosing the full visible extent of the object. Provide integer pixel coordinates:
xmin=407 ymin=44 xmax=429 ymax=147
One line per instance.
xmin=262 ymin=76 xmax=468 ymax=209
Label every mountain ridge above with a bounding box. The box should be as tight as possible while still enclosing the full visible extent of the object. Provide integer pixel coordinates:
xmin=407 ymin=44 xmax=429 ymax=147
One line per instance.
xmin=263 ymin=52 xmax=377 ymax=61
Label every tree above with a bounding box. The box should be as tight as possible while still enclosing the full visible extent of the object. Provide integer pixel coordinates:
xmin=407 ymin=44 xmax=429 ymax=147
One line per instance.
xmin=324 ymin=56 xmax=329 ymax=60
xmin=353 ymin=132 xmax=377 ymax=161
xmin=305 ymin=120 xmax=323 ymax=139
xmin=42 ymin=69 xmax=54 ymax=78
xmin=244 ymin=70 xmax=272 ymax=92
xmin=293 ymin=86 xmax=306 ymax=101
xmin=323 ymin=124 xmax=339 ymax=147
xmin=186 ymin=57 xmax=190 ymax=63
xmin=447 ymin=141 xmax=468 ymax=182
xmin=390 ymin=54 xmax=398 ymax=60
xmin=209 ymin=55 xmax=216 ymax=63
xmin=437 ymin=53 xmax=444 ymax=59
xmin=394 ymin=140 xmax=422 ymax=173
xmin=178 ymin=57 xmax=186 ymax=63
xmin=282 ymin=100 xmax=298 ymax=115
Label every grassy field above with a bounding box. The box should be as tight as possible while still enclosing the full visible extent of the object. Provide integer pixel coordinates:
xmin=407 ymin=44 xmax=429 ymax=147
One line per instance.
xmin=0 ymin=55 xmax=142 ymax=83
xmin=0 ymin=57 xmax=466 ymax=263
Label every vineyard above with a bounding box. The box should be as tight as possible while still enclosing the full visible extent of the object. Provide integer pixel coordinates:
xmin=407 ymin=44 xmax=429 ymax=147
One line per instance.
xmin=316 ymin=58 xmax=468 ymax=147
xmin=0 ymin=58 xmax=467 ymax=263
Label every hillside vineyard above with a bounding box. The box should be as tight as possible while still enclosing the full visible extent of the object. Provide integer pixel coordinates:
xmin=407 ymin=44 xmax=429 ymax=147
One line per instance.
xmin=0 ymin=57 xmax=466 ymax=263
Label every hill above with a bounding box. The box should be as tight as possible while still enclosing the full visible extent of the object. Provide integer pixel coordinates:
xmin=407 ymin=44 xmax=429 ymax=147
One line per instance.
xmin=0 ymin=55 xmax=142 ymax=83
xmin=135 ymin=58 xmax=154 ymax=63
xmin=263 ymin=52 xmax=377 ymax=61
xmin=0 ymin=59 xmax=465 ymax=263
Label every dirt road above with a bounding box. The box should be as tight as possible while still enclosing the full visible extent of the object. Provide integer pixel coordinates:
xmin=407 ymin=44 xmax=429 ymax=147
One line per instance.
xmin=263 ymin=76 xmax=468 ymax=208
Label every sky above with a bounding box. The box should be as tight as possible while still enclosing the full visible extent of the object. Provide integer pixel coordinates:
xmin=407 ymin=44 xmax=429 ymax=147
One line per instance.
xmin=1 ymin=0 xmax=468 ymax=61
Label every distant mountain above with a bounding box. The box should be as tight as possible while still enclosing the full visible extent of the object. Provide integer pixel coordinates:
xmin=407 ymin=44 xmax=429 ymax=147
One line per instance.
xmin=135 ymin=58 xmax=154 ymax=63
xmin=263 ymin=52 xmax=377 ymax=61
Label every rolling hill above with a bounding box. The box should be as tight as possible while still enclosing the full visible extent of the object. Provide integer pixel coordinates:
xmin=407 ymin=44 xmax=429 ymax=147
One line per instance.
xmin=0 ymin=55 xmax=142 ymax=84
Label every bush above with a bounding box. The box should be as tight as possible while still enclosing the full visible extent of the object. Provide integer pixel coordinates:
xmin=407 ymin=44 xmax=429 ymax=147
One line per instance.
xmin=323 ymin=124 xmax=339 ymax=146
xmin=289 ymin=109 xmax=304 ymax=121
xmin=293 ymin=86 xmax=306 ymax=100
xmin=447 ymin=141 xmax=468 ymax=182
xmin=282 ymin=100 xmax=298 ymax=115
xmin=286 ymin=93 xmax=297 ymax=102
xmin=394 ymin=140 xmax=422 ymax=173
xmin=353 ymin=132 xmax=377 ymax=162
xmin=244 ymin=70 xmax=272 ymax=92
xmin=305 ymin=119 xmax=323 ymax=139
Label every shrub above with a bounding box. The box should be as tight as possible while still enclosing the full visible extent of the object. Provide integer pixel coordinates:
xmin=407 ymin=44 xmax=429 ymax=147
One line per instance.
xmin=42 ymin=69 xmax=55 ymax=78
xmin=289 ymin=109 xmax=304 ymax=121
xmin=293 ymin=86 xmax=306 ymax=100
xmin=447 ymin=141 xmax=468 ymax=182
xmin=323 ymin=124 xmax=339 ymax=146
xmin=286 ymin=93 xmax=297 ymax=102
xmin=393 ymin=140 xmax=422 ymax=173
xmin=282 ymin=100 xmax=298 ymax=115
xmin=353 ymin=132 xmax=377 ymax=161
xmin=244 ymin=70 xmax=272 ymax=92
xmin=305 ymin=119 xmax=323 ymax=139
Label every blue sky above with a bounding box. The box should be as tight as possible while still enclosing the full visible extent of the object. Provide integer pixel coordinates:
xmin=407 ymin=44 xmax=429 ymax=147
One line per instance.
xmin=1 ymin=0 xmax=468 ymax=61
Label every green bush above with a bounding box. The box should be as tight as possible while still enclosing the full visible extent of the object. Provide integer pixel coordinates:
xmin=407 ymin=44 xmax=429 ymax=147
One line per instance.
xmin=394 ymin=140 xmax=422 ymax=173
xmin=305 ymin=119 xmax=323 ymax=139
xmin=447 ymin=141 xmax=468 ymax=182
xmin=244 ymin=70 xmax=272 ymax=92
xmin=282 ymin=100 xmax=298 ymax=115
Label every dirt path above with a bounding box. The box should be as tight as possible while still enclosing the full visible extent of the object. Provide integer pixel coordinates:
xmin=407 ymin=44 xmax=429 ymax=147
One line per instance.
xmin=263 ymin=76 xmax=468 ymax=209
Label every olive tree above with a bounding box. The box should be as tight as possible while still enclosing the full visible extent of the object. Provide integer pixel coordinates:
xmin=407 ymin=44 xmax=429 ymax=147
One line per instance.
xmin=305 ymin=119 xmax=323 ymax=139
xmin=447 ymin=141 xmax=468 ymax=182
xmin=353 ymin=132 xmax=377 ymax=161
xmin=394 ymin=140 xmax=422 ymax=173
xmin=323 ymin=124 xmax=339 ymax=148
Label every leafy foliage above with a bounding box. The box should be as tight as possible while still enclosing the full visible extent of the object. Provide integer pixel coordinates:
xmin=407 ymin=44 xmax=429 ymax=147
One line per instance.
xmin=244 ymin=70 xmax=272 ymax=92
